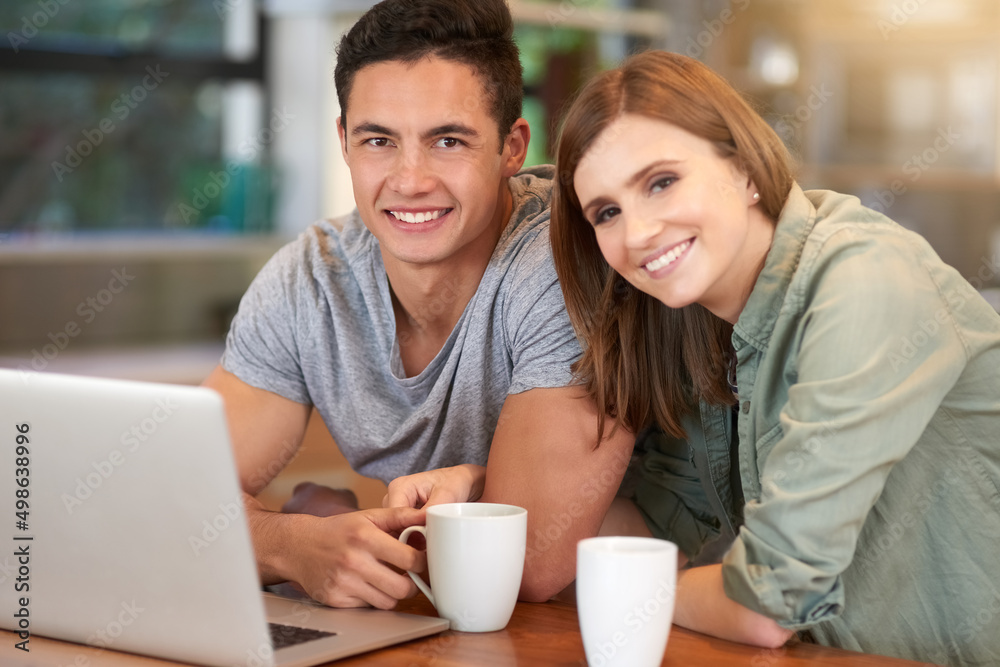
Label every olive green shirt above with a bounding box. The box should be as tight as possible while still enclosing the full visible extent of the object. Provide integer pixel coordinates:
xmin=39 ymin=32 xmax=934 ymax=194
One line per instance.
xmin=634 ymin=184 xmax=1000 ymax=665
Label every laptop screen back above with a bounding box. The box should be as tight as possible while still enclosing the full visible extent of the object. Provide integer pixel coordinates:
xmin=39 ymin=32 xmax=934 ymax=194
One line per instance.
xmin=0 ymin=369 xmax=273 ymax=666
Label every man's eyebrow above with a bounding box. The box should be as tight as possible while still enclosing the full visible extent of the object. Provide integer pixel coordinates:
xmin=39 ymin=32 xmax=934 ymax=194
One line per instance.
xmin=422 ymin=124 xmax=479 ymax=141
xmin=351 ymin=122 xmax=396 ymax=137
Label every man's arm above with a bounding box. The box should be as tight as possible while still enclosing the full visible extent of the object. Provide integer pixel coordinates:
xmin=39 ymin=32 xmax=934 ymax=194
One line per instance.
xmin=202 ymin=365 xmax=425 ymax=609
xmin=478 ymin=385 xmax=635 ymax=602
xmin=203 ymin=365 xmax=311 ymax=501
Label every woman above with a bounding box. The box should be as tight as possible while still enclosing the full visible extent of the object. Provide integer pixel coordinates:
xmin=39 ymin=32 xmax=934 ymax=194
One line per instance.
xmin=549 ymin=50 xmax=1000 ymax=665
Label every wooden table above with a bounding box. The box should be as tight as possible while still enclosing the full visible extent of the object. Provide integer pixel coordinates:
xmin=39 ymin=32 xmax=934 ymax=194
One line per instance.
xmin=2 ymin=595 xmax=940 ymax=666
xmin=335 ymin=596 xmax=939 ymax=666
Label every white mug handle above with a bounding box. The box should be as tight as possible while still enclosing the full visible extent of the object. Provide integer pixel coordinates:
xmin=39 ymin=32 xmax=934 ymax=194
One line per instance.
xmin=398 ymin=525 xmax=435 ymax=606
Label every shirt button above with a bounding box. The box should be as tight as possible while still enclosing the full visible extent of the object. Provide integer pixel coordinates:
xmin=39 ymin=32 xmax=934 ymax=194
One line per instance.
xmin=741 ymin=401 xmax=750 ymax=414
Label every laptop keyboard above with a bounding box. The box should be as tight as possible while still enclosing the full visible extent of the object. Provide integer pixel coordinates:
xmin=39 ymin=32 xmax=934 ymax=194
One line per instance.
xmin=268 ymin=622 xmax=337 ymax=650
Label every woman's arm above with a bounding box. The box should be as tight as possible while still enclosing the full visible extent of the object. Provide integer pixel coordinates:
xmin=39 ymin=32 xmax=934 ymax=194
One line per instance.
xmin=675 ymin=564 xmax=793 ymax=648
xmin=598 ymin=496 xmax=653 ymax=537
xmin=600 ymin=487 xmax=787 ymax=646
xmin=720 ymin=228 xmax=972 ymax=628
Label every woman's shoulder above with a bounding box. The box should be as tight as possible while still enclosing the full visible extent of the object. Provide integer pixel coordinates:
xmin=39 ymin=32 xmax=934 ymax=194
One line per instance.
xmin=769 ymin=187 xmax=977 ymax=326
xmin=796 ymin=188 xmax=942 ymax=278
xmin=803 ymin=189 xmax=919 ymax=246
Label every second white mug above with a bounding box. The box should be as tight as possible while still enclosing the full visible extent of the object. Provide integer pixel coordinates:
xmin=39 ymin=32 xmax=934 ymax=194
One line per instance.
xmin=398 ymin=502 xmax=527 ymax=632
xmin=576 ymin=536 xmax=678 ymax=667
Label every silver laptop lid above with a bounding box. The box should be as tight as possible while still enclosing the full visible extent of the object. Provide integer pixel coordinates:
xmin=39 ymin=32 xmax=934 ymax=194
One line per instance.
xmin=0 ymin=369 xmax=273 ymax=666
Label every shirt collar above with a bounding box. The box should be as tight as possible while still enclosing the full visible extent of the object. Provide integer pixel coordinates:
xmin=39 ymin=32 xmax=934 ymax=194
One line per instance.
xmin=733 ymin=182 xmax=816 ymax=349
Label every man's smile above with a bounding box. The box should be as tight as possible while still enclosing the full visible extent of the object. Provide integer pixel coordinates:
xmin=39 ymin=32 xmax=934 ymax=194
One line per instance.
xmin=387 ymin=208 xmax=453 ymax=224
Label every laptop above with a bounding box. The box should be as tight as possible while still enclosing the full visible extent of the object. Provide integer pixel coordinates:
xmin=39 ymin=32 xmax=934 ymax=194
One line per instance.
xmin=0 ymin=368 xmax=448 ymax=666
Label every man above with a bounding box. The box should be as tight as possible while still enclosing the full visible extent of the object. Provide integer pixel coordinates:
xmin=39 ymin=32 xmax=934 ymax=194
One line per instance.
xmin=202 ymin=0 xmax=634 ymax=610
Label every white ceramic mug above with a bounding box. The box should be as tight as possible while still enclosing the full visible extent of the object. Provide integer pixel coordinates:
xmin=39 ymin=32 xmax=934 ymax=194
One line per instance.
xmin=398 ymin=502 xmax=527 ymax=632
xmin=576 ymin=536 xmax=678 ymax=667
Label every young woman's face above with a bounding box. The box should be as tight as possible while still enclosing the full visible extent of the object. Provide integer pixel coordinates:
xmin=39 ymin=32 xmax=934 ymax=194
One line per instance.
xmin=573 ymin=114 xmax=773 ymax=322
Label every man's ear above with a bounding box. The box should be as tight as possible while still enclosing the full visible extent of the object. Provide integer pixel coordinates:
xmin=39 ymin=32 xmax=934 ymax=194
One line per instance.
xmin=337 ymin=116 xmax=349 ymax=164
xmin=501 ymin=118 xmax=531 ymax=177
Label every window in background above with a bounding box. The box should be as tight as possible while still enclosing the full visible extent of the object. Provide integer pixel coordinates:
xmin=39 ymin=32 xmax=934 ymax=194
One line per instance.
xmin=708 ymin=0 xmax=1000 ymax=295
xmin=518 ymin=25 xmax=600 ymax=167
xmin=0 ymin=0 xmax=273 ymax=237
xmin=512 ymin=0 xmax=662 ymax=166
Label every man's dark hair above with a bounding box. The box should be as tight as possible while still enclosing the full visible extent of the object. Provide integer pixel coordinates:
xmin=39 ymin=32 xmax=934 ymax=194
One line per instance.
xmin=334 ymin=0 xmax=523 ymax=142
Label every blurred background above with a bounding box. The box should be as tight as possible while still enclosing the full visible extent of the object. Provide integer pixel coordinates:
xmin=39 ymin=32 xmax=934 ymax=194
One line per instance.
xmin=3 ymin=0 xmax=1000 ymax=506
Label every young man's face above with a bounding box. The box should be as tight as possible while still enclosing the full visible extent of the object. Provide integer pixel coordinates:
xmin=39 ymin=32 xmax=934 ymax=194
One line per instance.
xmin=338 ymin=56 xmax=528 ymax=272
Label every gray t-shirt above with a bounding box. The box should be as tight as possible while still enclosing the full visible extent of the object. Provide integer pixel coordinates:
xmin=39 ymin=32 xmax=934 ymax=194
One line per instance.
xmin=221 ymin=166 xmax=581 ymax=482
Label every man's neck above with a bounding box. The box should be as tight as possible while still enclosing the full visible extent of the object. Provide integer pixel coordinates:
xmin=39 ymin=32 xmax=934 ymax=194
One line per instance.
xmin=389 ymin=260 xmax=482 ymax=334
xmin=385 ymin=186 xmax=514 ymax=376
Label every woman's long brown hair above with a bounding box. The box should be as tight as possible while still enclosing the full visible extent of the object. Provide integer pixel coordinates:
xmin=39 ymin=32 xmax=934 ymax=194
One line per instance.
xmin=551 ymin=51 xmax=794 ymax=439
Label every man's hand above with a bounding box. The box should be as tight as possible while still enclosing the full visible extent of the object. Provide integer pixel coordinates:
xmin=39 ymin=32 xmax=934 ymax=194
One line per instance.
xmin=254 ymin=502 xmax=427 ymax=610
xmin=202 ymin=367 xmax=425 ymax=609
xmin=383 ymin=464 xmax=486 ymax=509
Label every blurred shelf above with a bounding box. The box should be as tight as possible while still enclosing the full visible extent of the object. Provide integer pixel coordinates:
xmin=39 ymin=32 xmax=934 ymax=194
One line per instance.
xmin=798 ymin=165 xmax=1000 ymax=191
xmin=0 ymin=342 xmax=225 ymax=385
xmin=0 ymin=233 xmax=285 ymax=264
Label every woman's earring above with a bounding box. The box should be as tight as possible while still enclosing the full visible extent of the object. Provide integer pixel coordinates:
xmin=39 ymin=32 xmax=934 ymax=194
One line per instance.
xmin=752 ymin=192 xmax=760 ymax=201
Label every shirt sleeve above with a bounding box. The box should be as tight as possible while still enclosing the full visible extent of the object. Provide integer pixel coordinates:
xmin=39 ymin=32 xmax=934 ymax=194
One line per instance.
xmin=633 ymin=424 xmax=725 ymax=561
xmin=721 ymin=226 xmax=972 ymax=629
xmin=220 ymin=242 xmax=312 ymax=405
xmin=502 ymin=228 xmax=582 ymax=394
